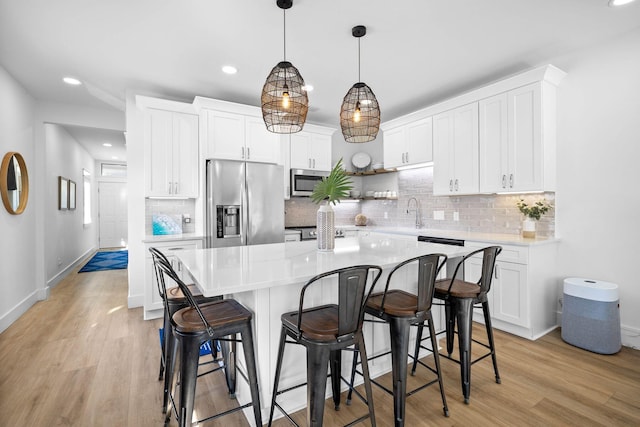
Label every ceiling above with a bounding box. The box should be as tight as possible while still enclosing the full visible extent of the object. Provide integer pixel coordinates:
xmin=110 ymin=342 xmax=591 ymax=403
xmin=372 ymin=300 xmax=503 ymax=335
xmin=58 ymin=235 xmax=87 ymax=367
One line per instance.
xmin=1 ymin=0 xmax=640 ymax=161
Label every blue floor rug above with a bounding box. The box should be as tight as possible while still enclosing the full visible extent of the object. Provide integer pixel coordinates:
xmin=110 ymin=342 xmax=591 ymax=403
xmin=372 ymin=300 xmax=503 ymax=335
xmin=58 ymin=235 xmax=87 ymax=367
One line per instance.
xmin=79 ymin=250 xmax=128 ymax=273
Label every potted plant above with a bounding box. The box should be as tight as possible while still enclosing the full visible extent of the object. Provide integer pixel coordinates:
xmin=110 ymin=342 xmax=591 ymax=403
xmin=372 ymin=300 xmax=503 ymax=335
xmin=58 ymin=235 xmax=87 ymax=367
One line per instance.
xmin=516 ymin=198 xmax=552 ymax=238
xmin=310 ymin=158 xmax=353 ymax=251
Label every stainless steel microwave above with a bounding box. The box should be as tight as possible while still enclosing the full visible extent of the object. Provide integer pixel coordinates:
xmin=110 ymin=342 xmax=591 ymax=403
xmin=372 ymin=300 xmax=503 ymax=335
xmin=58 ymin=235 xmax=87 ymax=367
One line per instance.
xmin=290 ymin=169 xmax=329 ymax=197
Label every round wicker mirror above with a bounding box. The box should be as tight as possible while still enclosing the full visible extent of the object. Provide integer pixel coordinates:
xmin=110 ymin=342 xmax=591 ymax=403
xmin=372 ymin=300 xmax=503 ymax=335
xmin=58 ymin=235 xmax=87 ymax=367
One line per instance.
xmin=1 ymin=152 xmax=29 ymax=215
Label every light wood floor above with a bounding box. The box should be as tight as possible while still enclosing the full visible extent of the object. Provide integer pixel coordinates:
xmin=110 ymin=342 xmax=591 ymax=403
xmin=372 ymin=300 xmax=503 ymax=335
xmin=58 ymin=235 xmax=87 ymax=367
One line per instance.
xmin=1 ymin=264 xmax=639 ymax=426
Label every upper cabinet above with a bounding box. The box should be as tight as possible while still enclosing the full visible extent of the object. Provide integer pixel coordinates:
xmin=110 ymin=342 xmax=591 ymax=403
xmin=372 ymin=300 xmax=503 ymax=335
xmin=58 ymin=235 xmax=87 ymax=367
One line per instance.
xmin=139 ymin=97 xmax=199 ymax=198
xmin=433 ymin=103 xmax=479 ymax=195
xmin=194 ymin=97 xmax=281 ymax=164
xmin=383 ymin=117 xmax=433 ymax=169
xmin=479 ymin=82 xmax=556 ymax=193
xmin=289 ymin=125 xmax=333 ymax=171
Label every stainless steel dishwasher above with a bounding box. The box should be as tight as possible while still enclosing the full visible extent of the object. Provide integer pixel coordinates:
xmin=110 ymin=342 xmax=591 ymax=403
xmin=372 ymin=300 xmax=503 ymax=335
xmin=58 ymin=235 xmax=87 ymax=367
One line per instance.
xmin=417 ymin=235 xmax=466 ymax=280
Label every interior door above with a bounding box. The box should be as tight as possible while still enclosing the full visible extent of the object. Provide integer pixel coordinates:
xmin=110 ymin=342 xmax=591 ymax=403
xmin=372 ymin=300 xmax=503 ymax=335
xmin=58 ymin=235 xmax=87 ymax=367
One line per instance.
xmin=98 ymin=181 xmax=128 ymax=248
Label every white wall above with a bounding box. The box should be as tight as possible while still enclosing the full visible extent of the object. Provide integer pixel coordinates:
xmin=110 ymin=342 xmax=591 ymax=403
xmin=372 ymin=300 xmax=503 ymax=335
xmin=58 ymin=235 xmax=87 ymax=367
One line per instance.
xmin=44 ymin=124 xmax=96 ymax=285
xmin=553 ymin=28 xmax=640 ymax=347
xmin=0 ymin=66 xmax=37 ymax=333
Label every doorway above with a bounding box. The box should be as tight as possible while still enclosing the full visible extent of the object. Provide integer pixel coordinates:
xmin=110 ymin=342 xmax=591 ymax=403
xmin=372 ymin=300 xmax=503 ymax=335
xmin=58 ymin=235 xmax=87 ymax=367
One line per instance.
xmin=98 ymin=181 xmax=128 ymax=248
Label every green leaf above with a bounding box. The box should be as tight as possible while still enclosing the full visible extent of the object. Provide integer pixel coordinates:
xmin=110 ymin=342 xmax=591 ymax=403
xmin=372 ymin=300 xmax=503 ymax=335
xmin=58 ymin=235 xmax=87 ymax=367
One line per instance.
xmin=310 ymin=158 xmax=353 ymax=205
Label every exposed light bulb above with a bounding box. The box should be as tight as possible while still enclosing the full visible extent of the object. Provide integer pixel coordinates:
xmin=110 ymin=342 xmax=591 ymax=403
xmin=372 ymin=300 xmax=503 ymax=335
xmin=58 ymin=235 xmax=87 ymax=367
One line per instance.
xmin=353 ymin=102 xmax=361 ymax=123
xmin=282 ymin=83 xmax=290 ymax=109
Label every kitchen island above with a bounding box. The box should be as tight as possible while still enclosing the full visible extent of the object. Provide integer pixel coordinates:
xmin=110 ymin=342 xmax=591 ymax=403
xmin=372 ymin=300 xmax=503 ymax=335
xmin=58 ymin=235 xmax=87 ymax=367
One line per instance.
xmin=174 ymin=235 xmax=470 ymax=425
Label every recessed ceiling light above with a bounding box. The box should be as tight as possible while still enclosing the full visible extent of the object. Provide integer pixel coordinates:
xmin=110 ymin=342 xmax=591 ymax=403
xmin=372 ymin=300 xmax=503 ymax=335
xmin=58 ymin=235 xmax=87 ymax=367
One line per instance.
xmin=609 ymin=0 xmax=636 ymax=6
xmin=103 ymin=143 xmax=112 ymax=147
xmin=222 ymin=65 xmax=238 ymax=75
xmin=63 ymin=77 xmax=82 ymax=86
xmin=112 ymin=156 xmax=119 ymax=160
xmin=303 ymin=84 xmax=314 ymax=92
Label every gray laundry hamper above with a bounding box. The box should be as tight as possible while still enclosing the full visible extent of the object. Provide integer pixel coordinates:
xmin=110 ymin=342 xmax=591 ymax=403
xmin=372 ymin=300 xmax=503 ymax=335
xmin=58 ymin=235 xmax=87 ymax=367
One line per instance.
xmin=561 ymin=277 xmax=621 ymax=354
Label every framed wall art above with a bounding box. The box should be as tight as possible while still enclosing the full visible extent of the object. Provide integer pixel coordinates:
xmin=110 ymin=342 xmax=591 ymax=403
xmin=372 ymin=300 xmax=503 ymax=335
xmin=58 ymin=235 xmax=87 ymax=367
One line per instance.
xmin=68 ymin=180 xmax=76 ymax=210
xmin=59 ymin=176 xmax=68 ymax=210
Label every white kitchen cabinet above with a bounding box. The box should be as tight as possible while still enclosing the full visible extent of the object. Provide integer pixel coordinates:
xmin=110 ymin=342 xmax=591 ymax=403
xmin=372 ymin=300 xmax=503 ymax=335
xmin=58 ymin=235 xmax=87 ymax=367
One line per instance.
xmin=464 ymin=241 xmax=558 ymax=340
xmin=383 ymin=117 xmax=433 ymax=169
xmin=144 ymin=107 xmax=199 ymax=198
xmin=433 ymin=103 xmax=479 ymax=195
xmin=144 ymin=238 xmax=203 ymax=318
xmin=479 ymin=82 xmax=556 ymax=193
xmin=290 ymin=129 xmax=332 ymax=171
xmin=201 ymin=109 xmax=280 ymax=164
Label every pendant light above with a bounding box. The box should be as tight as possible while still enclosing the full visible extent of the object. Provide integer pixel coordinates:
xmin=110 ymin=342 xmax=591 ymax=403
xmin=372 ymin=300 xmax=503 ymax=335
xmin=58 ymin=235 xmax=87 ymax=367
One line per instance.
xmin=340 ymin=25 xmax=380 ymax=143
xmin=261 ymin=0 xmax=308 ymax=134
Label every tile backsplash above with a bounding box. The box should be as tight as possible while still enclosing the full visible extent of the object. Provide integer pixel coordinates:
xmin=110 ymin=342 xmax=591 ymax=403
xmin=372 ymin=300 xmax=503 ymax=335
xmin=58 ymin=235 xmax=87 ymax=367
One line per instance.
xmin=285 ymin=166 xmax=555 ymax=238
xmin=145 ymin=199 xmax=196 ymax=235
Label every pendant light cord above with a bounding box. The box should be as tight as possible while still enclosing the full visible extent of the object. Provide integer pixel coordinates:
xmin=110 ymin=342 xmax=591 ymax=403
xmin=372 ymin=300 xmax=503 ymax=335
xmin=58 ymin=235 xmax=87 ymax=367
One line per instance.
xmin=358 ymin=37 xmax=361 ymax=82
xmin=283 ymin=8 xmax=287 ymax=61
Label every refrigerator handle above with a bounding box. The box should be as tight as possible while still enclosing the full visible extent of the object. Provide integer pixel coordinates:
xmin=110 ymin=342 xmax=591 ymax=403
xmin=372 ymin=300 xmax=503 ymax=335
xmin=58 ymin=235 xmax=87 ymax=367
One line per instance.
xmin=241 ymin=173 xmax=248 ymax=246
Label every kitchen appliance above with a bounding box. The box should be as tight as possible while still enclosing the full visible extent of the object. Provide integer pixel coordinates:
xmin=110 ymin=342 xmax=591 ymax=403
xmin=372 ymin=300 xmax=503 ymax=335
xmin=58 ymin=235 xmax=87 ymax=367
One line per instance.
xmin=290 ymin=168 xmax=329 ymax=197
xmin=286 ymin=226 xmax=345 ymax=241
xmin=206 ymin=159 xmax=285 ymax=248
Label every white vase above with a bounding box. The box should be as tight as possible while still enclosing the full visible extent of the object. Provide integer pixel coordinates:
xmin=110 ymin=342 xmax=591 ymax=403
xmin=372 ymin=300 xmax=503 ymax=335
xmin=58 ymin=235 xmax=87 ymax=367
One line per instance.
xmin=522 ymin=218 xmax=536 ymax=238
xmin=317 ymin=203 xmax=335 ymax=251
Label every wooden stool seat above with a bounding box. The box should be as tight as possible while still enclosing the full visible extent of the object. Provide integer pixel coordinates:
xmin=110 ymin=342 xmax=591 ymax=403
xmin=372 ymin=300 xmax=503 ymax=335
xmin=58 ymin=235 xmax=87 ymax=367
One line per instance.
xmin=167 ymin=284 xmax=202 ymax=300
xmin=366 ymin=290 xmax=419 ymax=317
xmin=173 ymin=299 xmax=252 ymax=334
xmin=435 ymin=278 xmax=481 ymax=298
xmin=281 ymin=304 xmax=340 ymax=342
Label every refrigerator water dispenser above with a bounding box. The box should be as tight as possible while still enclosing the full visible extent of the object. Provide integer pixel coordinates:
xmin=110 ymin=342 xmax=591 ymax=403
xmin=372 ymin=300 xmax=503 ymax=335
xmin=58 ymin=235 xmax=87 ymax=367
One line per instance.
xmin=216 ymin=205 xmax=240 ymax=238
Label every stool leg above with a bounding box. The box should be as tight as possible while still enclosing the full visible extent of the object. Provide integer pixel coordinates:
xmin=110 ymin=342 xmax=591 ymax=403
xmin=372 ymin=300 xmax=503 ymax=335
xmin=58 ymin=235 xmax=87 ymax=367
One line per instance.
xmin=482 ymin=301 xmax=501 ymax=384
xmin=389 ymin=317 xmax=410 ymax=427
xmin=163 ymin=324 xmax=178 ymax=414
xmin=346 ymin=347 xmax=359 ymax=405
xmin=411 ymin=323 xmax=424 ymax=376
xmin=445 ymin=300 xmax=456 ymax=356
xmin=356 ymin=333 xmax=376 ymax=427
xmin=427 ymin=315 xmax=449 ymax=417
xmin=456 ymin=298 xmax=473 ymax=404
xmin=240 ymin=324 xmax=263 ymax=427
xmin=220 ymin=335 xmax=237 ymax=397
xmin=268 ymin=326 xmax=288 ymax=426
xmin=330 ymin=350 xmax=341 ymax=410
xmin=177 ymin=334 xmax=202 ymax=427
xmin=307 ymin=345 xmax=330 ymax=427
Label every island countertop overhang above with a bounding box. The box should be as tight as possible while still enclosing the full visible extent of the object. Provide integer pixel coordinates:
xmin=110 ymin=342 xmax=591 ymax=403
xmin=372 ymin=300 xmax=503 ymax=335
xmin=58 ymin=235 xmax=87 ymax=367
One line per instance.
xmin=174 ymin=236 xmax=470 ymax=297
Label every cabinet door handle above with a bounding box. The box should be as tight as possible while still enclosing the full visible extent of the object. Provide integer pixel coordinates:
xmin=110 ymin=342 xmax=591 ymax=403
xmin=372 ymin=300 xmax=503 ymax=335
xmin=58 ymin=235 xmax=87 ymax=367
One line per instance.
xmin=247 ymin=147 xmax=250 ymax=159
xmin=495 ymin=264 xmax=500 ymax=279
xmin=309 ymin=158 xmax=312 ymax=168
xmin=509 ymin=174 xmax=514 ymax=188
xmin=454 ymin=179 xmax=459 ymax=191
xmin=241 ymin=146 xmax=245 ymax=159
xmin=405 ymin=152 xmax=409 ymax=163
xmin=449 ymin=179 xmax=453 ymax=191
xmin=502 ymin=175 xmax=506 ymax=188
xmin=174 ymin=182 xmax=178 ymax=194
xmin=168 ymin=182 xmax=172 ymax=194
xmin=313 ymin=158 xmax=316 ymax=168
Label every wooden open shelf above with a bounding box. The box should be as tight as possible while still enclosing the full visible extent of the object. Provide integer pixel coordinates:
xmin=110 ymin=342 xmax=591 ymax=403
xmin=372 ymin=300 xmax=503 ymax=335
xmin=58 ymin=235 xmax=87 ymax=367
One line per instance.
xmin=346 ymin=168 xmax=397 ymax=176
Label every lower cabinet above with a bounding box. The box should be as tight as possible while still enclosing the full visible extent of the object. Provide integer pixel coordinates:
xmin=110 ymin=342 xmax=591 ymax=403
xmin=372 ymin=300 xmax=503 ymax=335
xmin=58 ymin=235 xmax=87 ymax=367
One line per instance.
xmin=144 ymin=238 xmax=203 ymax=319
xmin=464 ymin=241 xmax=558 ymax=340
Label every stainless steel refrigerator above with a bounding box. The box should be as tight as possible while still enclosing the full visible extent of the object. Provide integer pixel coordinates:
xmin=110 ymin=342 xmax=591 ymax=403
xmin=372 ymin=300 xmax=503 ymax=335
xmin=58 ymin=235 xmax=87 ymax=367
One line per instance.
xmin=206 ymin=159 xmax=285 ymax=248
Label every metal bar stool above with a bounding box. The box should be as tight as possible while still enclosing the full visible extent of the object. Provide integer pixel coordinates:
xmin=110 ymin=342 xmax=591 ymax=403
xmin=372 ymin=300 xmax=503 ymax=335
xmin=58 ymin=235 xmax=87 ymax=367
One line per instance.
xmin=347 ymin=253 xmax=449 ymax=427
xmin=153 ymin=251 xmax=262 ymax=427
xmin=417 ymin=245 xmax=502 ymax=404
xmin=150 ymin=248 xmax=225 ymax=415
xmin=268 ymin=265 xmax=383 ymax=427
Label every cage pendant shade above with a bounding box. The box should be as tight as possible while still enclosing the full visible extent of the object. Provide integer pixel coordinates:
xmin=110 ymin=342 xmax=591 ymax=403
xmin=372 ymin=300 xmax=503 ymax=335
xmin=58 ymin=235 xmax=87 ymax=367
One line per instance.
xmin=340 ymin=25 xmax=380 ymax=143
xmin=261 ymin=0 xmax=308 ymax=134
xmin=262 ymin=61 xmax=308 ymax=133
xmin=340 ymin=82 xmax=380 ymax=143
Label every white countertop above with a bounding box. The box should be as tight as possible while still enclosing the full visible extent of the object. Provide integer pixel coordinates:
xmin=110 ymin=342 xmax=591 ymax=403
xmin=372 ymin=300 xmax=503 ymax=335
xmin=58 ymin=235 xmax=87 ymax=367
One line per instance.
xmin=143 ymin=233 xmax=204 ymax=244
xmin=176 ymin=235 xmax=469 ymax=297
xmin=337 ymin=225 xmax=559 ymax=246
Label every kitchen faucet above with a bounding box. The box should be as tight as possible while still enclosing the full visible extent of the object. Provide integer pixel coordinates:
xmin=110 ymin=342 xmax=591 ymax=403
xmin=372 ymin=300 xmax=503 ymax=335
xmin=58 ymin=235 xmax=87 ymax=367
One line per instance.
xmin=406 ymin=197 xmax=421 ymax=228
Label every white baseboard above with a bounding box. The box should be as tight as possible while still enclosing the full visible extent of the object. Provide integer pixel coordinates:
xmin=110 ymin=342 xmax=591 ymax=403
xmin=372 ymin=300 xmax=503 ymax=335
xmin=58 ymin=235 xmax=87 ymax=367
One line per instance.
xmin=47 ymin=247 xmax=96 ymax=289
xmin=0 ymin=291 xmax=39 ymax=334
xmin=128 ymin=293 xmax=144 ymax=308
